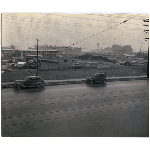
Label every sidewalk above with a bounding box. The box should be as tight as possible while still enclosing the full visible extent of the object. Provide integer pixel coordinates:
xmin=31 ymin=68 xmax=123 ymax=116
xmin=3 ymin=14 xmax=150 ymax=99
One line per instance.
xmin=1 ymin=76 xmax=148 ymax=88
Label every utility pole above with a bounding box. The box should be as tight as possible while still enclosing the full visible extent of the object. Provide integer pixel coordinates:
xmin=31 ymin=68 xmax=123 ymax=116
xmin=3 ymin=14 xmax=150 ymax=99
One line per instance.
xmin=139 ymin=42 xmax=143 ymax=58
xmin=58 ymin=52 xmax=60 ymax=70
xmin=145 ymin=38 xmax=149 ymax=78
xmin=143 ymin=19 xmax=149 ymax=78
xmin=36 ymin=39 xmax=39 ymax=76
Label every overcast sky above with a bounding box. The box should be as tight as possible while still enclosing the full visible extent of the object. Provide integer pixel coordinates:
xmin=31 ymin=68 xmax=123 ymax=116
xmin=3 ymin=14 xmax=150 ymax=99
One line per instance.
xmin=2 ymin=13 xmax=149 ymax=52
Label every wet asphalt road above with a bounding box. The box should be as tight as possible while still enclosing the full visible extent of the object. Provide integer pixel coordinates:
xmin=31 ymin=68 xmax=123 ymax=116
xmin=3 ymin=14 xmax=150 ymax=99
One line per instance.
xmin=1 ymin=80 xmax=149 ymax=137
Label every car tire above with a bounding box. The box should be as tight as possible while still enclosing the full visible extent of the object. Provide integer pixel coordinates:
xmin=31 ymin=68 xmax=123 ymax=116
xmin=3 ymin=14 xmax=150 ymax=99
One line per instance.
xmin=14 ymin=84 xmax=17 ymax=88
xmin=36 ymin=83 xmax=42 ymax=88
xmin=90 ymin=80 xmax=94 ymax=84
xmin=86 ymin=80 xmax=89 ymax=83
xmin=16 ymin=84 xmax=21 ymax=89
xmin=102 ymin=80 xmax=106 ymax=84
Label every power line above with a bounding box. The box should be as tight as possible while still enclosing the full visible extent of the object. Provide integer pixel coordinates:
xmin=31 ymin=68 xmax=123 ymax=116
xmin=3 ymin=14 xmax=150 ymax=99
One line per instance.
xmin=71 ymin=14 xmax=141 ymax=46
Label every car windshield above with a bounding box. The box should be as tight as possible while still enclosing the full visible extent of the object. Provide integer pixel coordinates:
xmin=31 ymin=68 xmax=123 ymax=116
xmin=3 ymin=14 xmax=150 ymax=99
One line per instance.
xmin=94 ymin=74 xmax=99 ymax=77
xmin=36 ymin=77 xmax=41 ymax=80
xmin=94 ymin=74 xmax=105 ymax=77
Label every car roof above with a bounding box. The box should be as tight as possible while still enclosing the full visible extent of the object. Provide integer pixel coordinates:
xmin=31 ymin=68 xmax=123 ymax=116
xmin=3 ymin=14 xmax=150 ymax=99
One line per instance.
xmin=94 ymin=73 xmax=106 ymax=75
xmin=27 ymin=76 xmax=41 ymax=78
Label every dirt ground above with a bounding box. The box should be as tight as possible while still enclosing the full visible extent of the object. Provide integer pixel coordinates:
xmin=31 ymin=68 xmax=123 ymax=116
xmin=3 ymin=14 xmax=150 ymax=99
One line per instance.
xmin=1 ymin=65 xmax=147 ymax=82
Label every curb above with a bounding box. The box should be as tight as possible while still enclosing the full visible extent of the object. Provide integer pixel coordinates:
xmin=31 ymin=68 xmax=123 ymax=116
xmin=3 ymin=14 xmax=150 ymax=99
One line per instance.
xmin=1 ymin=76 xmax=148 ymax=88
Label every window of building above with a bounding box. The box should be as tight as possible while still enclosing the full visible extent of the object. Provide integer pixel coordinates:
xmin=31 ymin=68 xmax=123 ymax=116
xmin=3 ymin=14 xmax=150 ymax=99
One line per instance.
xmin=64 ymin=59 xmax=67 ymax=63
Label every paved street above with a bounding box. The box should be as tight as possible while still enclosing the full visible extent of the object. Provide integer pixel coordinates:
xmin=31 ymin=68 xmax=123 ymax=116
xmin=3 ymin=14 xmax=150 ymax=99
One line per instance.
xmin=1 ymin=80 xmax=149 ymax=137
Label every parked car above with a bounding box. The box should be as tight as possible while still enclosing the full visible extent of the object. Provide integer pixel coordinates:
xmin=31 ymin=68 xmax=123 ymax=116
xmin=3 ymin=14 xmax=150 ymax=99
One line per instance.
xmin=73 ymin=63 xmax=80 ymax=69
xmin=124 ymin=61 xmax=132 ymax=66
xmin=120 ymin=62 xmax=125 ymax=65
xmin=86 ymin=73 xmax=106 ymax=84
xmin=14 ymin=76 xmax=44 ymax=88
xmin=29 ymin=65 xmax=37 ymax=69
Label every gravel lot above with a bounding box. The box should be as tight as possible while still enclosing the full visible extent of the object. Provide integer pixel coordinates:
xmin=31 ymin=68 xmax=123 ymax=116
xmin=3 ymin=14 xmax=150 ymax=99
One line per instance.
xmin=1 ymin=65 xmax=147 ymax=82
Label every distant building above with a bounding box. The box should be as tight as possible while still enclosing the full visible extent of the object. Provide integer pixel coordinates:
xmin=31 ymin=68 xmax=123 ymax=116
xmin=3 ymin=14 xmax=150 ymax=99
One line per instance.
xmin=40 ymin=58 xmax=75 ymax=70
xmin=19 ymin=49 xmax=59 ymax=58
xmin=28 ymin=45 xmax=82 ymax=56
xmin=97 ymin=43 xmax=99 ymax=52
xmin=2 ymin=45 xmax=21 ymax=58
xmin=101 ymin=44 xmax=133 ymax=54
xmin=41 ymin=60 xmax=59 ymax=70
xmin=2 ymin=45 xmax=16 ymax=57
xmin=111 ymin=44 xmax=133 ymax=54
xmin=59 ymin=58 xmax=75 ymax=68
xmin=101 ymin=47 xmax=112 ymax=53
xmin=2 ymin=45 xmax=82 ymax=59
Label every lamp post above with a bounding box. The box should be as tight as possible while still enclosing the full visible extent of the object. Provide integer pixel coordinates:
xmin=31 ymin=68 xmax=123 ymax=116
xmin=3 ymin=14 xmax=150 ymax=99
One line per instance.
xmin=36 ymin=39 xmax=39 ymax=76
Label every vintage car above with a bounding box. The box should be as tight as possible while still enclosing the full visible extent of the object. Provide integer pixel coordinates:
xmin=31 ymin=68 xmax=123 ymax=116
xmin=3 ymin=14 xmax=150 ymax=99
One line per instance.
xmin=14 ymin=76 xmax=44 ymax=88
xmin=124 ymin=61 xmax=132 ymax=66
xmin=86 ymin=73 xmax=106 ymax=84
xmin=73 ymin=63 xmax=80 ymax=69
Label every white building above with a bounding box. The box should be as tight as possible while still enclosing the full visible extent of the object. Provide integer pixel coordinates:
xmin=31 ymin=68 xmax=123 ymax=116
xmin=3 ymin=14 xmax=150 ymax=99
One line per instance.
xmin=19 ymin=49 xmax=59 ymax=58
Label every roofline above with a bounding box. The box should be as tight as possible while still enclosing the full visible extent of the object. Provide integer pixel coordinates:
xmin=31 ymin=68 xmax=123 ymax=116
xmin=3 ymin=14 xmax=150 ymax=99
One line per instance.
xmin=27 ymin=76 xmax=41 ymax=78
xmin=41 ymin=59 xmax=59 ymax=63
xmin=2 ymin=49 xmax=14 ymax=50
xmin=95 ymin=73 xmax=106 ymax=74
xmin=26 ymin=55 xmax=43 ymax=57
xmin=20 ymin=50 xmax=59 ymax=51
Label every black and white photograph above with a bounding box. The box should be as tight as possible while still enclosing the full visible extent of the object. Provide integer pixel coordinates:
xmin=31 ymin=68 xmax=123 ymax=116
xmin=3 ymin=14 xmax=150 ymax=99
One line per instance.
xmin=1 ymin=12 xmax=149 ymax=138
